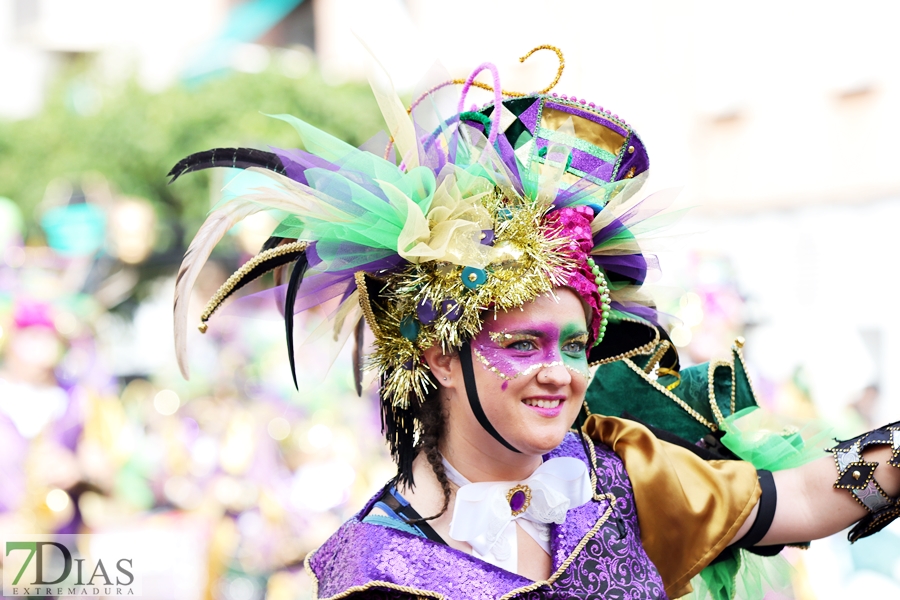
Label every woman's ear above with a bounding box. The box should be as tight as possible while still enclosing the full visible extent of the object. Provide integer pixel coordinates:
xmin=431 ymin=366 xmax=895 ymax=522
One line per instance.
xmin=423 ymin=345 xmax=454 ymax=385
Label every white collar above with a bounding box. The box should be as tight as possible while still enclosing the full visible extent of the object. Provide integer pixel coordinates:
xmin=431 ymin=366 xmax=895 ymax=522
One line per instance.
xmin=443 ymin=456 xmax=592 ymax=572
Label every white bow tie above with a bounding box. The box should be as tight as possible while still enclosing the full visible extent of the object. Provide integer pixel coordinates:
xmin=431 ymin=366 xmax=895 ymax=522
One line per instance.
xmin=445 ymin=457 xmax=592 ymax=572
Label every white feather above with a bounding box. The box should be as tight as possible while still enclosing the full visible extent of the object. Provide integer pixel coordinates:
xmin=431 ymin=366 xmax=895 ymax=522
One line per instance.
xmin=173 ymin=202 xmax=260 ymax=379
xmin=174 ymin=170 xmax=331 ymax=378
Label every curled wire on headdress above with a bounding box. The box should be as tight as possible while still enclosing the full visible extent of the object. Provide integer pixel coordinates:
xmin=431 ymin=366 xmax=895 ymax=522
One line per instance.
xmin=385 ymin=45 xmax=566 ymax=161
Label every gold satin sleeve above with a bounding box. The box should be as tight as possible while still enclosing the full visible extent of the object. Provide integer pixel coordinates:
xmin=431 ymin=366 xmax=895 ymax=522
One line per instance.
xmin=581 ymin=415 xmax=761 ymax=599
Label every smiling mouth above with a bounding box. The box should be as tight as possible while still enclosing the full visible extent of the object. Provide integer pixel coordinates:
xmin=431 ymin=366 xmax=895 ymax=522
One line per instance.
xmin=522 ymin=398 xmax=563 ymax=409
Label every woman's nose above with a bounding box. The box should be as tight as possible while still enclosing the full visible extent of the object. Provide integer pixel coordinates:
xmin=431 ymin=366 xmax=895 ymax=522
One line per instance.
xmin=536 ymin=362 xmax=572 ymax=386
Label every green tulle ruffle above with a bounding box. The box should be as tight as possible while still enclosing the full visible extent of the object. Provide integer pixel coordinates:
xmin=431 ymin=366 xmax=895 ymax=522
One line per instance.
xmin=685 ymin=406 xmax=830 ymax=600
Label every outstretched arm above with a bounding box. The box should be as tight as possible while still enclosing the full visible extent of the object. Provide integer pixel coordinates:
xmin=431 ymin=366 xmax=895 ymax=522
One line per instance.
xmin=732 ymin=432 xmax=900 ymax=546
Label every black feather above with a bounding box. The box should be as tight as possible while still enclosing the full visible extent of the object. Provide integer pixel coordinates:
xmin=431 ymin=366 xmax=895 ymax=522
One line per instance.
xmin=285 ymin=252 xmax=310 ymax=390
xmin=167 ymin=148 xmax=286 ymax=183
xmin=261 ymin=237 xmax=299 ymax=316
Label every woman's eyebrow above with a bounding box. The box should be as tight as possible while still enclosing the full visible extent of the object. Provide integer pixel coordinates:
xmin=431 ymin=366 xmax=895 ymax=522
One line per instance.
xmin=565 ymin=331 xmax=590 ymax=341
xmin=488 ymin=328 xmax=547 ymax=342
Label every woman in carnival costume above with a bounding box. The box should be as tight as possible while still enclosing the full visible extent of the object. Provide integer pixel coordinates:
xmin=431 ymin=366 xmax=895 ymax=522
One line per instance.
xmin=170 ymin=48 xmax=900 ymax=598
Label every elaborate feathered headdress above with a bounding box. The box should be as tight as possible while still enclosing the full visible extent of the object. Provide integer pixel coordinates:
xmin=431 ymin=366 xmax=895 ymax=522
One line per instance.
xmin=171 ymin=47 xmax=668 ymax=484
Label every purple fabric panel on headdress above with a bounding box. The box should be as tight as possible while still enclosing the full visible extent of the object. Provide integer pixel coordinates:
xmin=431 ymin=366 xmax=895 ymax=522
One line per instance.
xmin=517 ymin=97 xmax=541 ymax=132
xmin=569 ymin=148 xmax=614 ymax=182
xmin=542 ymin=102 xmax=630 ymax=138
xmin=468 ymin=120 xmax=486 ymax=137
xmin=554 ymin=159 xmax=620 ymax=207
xmin=534 ymin=139 xmax=615 ymax=184
xmin=604 ymin=191 xmax=670 ymax=235
xmin=614 ymin=134 xmax=650 ymax=181
xmin=223 ymin=273 xmax=349 ymax=320
xmin=593 ymin=220 xmax=626 ymax=246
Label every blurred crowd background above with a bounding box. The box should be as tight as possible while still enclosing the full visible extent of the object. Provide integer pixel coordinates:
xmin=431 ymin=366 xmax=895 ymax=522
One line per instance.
xmin=1 ymin=1 xmax=899 ymax=598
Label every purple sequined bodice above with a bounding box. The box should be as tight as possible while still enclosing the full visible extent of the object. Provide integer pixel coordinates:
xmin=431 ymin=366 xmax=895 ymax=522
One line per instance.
xmin=306 ymin=434 xmax=667 ymax=599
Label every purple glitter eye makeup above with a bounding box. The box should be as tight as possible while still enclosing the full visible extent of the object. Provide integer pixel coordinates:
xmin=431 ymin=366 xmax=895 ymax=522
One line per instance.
xmin=473 ymin=321 xmax=590 ymax=383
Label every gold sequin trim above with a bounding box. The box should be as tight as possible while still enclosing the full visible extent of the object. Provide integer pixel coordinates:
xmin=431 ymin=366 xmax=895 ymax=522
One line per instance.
xmin=198 ymin=240 xmax=308 ymax=332
xmin=733 ymin=340 xmax=762 ymax=409
xmin=303 ymin=551 xmax=445 ymax=600
xmin=498 ymin=492 xmax=616 ymax=599
xmin=706 ymin=360 xmax=732 ymax=426
xmin=643 ymin=340 xmax=672 ymax=374
xmin=706 ymin=338 xmax=761 ymax=426
xmin=622 ymin=357 xmax=717 ymax=431
xmin=579 ymin=428 xmax=607 ymax=502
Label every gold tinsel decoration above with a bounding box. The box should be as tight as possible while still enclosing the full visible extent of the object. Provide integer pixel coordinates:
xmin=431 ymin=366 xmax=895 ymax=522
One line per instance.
xmin=362 ymin=187 xmax=574 ymax=409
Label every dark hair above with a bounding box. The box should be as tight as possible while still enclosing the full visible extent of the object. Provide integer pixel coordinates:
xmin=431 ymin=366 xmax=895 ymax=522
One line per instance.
xmin=409 ymin=386 xmax=452 ymax=522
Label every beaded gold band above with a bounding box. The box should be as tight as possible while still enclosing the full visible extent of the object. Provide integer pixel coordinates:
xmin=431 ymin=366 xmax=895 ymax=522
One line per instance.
xmin=198 ymin=240 xmax=308 ymax=333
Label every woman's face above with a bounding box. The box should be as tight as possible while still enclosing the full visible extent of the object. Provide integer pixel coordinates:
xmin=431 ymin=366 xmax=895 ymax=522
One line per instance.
xmin=445 ymin=287 xmax=590 ymax=456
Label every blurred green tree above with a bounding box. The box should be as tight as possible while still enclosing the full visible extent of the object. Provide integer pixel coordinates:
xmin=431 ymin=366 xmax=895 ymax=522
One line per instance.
xmin=0 ymin=59 xmax=383 ymax=248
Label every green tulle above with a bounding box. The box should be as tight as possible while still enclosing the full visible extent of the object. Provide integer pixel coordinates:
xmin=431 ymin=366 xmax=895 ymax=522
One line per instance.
xmin=272 ymin=214 xmax=304 ymax=239
xmin=720 ymin=406 xmax=832 ymax=472
xmin=684 ymin=406 xmax=830 ymax=600
xmin=686 ymin=551 xmax=794 ymax=600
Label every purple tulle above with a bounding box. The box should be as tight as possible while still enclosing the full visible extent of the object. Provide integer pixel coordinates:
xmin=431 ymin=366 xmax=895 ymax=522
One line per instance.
xmin=596 ymin=253 xmax=649 ymax=283
xmin=611 ymin=301 xmax=659 ymax=325
xmin=270 ymin=146 xmax=338 ymax=187
xmin=272 ymin=146 xmax=393 ymax=203
xmin=224 ymin=252 xmax=405 ymax=321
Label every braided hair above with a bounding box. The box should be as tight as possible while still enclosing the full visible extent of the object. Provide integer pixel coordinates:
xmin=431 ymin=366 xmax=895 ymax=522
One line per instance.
xmin=408 ymin=386 xmax=453 ymax=522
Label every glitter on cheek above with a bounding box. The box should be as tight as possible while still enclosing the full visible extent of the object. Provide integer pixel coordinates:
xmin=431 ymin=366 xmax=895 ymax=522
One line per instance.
xmin=562 ymin=353 xmax=589 ymax=378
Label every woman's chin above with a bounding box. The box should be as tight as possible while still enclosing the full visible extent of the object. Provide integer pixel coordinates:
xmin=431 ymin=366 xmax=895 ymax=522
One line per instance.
xmin=512 ymin=424 xmax=572 ymax=456
xmin=509 ymin=403 xmax=579 ymax=453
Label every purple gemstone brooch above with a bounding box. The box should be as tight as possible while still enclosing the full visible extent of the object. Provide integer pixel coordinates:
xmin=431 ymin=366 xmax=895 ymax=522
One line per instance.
xmin=506 ymin=484 xmax=532 ymax=516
